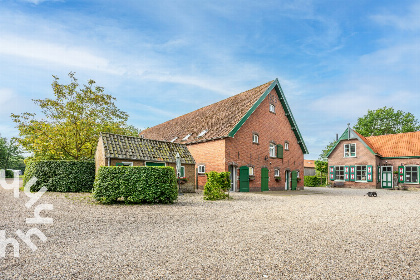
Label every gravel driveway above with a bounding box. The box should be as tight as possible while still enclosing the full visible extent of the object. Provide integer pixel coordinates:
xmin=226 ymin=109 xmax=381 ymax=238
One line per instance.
xmin=1 ymin=180 xmax=419 ymax=279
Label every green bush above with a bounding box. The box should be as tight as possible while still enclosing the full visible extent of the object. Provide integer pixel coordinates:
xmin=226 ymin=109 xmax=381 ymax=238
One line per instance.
xmin=24 ymin=160 xmax=95 ymax=192
xmin=204 ymin=171 xmax=231 ymax=200
xmin=5 ymin=169 xmax=14 ymax=178
xmin=304 ymin=175 xmax=320 ymax=187
xmin=93 ymin=166 xmax=178 ymax=204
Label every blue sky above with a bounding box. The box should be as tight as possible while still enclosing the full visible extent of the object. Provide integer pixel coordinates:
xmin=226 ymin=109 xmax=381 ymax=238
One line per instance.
xmin=0 ymin=0 xmax=419 ymax=159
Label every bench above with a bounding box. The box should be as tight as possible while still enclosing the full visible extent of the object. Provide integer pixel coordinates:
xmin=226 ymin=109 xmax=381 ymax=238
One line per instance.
xmin=333 ymin=181 xmax=345 ymax=188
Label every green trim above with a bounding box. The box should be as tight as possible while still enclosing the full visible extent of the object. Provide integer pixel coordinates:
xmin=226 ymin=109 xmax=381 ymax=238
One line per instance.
xmin=326 ymin=127 xmax=376 ymax=158
xmin=228 ymin=79 xmax=309 ymax=154
xmin=381 ymin=156 xmax=420 ymax=159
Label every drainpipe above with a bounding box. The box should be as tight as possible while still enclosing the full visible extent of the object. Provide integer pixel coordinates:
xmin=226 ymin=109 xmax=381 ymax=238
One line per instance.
xmin=107 ymin=157 xmax=110 ymax=166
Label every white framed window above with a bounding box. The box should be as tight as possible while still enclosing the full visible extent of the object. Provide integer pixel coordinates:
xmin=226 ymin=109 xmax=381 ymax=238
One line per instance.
xmin=182 ymin=134 xmax=191 ymax=141
xmin=284 ymin=142 xmax=289 ymax=150
xmin=269 ymin=104 xmax=275 ymax=113
xmin=344 ymin=143 xmax=356 ymax=157
xmin=198 ymin=165 xmax=205 ymax=174
xmin=198 ymin=129 xmax=208 ymax=137
xmin=405 ymin=166 xmax=418 ymax=183
xmin=170 ymin=137 xmax=178 ymax=142
xmin=297 ymin=171 xmax=300 ymax=178
xmin=249 ymin=166 xmax=254 ymax=176
xmin=356 ymin=165 xmax=367 ymax=181
xmin=335 ymin=166 xmax=345 ymax=181
xmin=253 ymin=133 xmax=259 ymax=144
xmin=269 ymin=143 xmax=276 ymax=157
xmin=274 ymin=168 xmax=280 ymax=177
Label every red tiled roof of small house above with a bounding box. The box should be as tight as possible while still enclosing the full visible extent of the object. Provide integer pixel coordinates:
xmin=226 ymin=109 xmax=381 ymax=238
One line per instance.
xmin=365 ymin=131 xmax=420 ymax=157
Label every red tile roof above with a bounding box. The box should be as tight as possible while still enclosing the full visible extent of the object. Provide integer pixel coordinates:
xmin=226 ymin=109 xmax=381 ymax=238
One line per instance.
xmin=304 ymin=160 xmax=315 ymax=168
xmin=140 ymin=81 xmax=273 ymax=144
xmin=365 ymin=131 xmax=420 ymax=157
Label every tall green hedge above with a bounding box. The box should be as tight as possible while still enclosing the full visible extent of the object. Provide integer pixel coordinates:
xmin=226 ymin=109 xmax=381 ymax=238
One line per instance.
xmin=304 ymin=176 xmax=327 ymax=187
xmin=204 ymin=171 xmax=231 ymax=200
xmin=5 ymin=169 xmax=14 ymax=178
xmin=24 ymin=160 xmax=95 ymax=192
xmin=93 ymin=166 xmax=178 ymax=204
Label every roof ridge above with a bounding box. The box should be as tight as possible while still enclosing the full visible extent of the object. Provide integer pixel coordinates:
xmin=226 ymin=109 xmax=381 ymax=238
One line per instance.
xmin=101 ymin=132 xmax=186 ymax=145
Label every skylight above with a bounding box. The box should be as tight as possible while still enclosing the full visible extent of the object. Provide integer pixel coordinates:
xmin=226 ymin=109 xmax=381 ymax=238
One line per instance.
xmin=198 ymin=129 xmax=208 ymax=137
xmin=182 ymin=134 xmax=191 ymax=141
xmin=170 ymin=137 xmax=178 ymax=143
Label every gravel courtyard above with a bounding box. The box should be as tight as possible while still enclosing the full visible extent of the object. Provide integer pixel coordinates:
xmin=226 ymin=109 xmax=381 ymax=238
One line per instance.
xmin=1 ymin=181 xmax=419 ymax=279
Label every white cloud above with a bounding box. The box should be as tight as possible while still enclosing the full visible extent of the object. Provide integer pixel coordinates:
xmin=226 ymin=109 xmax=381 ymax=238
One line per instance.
xmin=371 ymin=3 xmax=420 ymax=30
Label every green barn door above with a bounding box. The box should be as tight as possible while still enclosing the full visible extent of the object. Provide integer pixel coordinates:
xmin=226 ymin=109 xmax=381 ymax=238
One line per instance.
xmin=291 ymin=170 xmax=298 ymax=190
xmin=239 ymin=166 xmax=249 ymax=192
xmin=381 ymin=166 xmax=393 ymax=188
xmin=261 ymin=167 xmax=269 ymax=191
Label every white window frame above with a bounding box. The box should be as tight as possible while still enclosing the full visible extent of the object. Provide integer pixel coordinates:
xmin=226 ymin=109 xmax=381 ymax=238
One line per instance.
xmin=252 ymin=133 xmax=259 ymax=144
xmin=284 ymin=142 xmax=289 ymax=150
xmin=198 ymin=129 xmax=208 ymax=137
xmin=405 ymin=166 xmax=418 ymax=183
xmin=121 ymin=162 xmax=133 ymax=166
xmin=249 ymin=166 xmax=254 ymax=176
xmin=344 ymin=143 xmax=356 ymax=157
xmin=269 ymin=104 xmax=275 ymax=113
xmin=356 ymin=165 xmax=367 ymax=182
xmin=269 ymin=143 xmax=276 ymax=157
xmin=170 ymin=137 xmax=178 ymax=142
xmin=182 ymin=134 xmax=191 ymax=141
xmin=335 ymin=166 xmax=345 ymax=181
xmin=274 ymin=168 xmax=280 ymax=177
xmin=198 ymin=165 xmax=206 ymax=174
xmin=297 ymin=171 xmax=300 ymax=178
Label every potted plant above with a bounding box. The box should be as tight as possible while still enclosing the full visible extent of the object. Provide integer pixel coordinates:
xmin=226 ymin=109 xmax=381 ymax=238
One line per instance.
xmin=274 ymin=176 xmax=281 ymax=182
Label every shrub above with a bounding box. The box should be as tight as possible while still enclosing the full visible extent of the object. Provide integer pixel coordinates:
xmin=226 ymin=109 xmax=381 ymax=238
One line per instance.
xmin=304 ymin=175 xmax=320 ymax=187
xmin=5 ymin=169 xmax=14 ymax=178
xmin=24 ymin=160 xmax=95 ymax=192
xmin=93 ymin=166 xmax=178 ymax=204
xmin=204 ymin=171 xmax=231 ymax=200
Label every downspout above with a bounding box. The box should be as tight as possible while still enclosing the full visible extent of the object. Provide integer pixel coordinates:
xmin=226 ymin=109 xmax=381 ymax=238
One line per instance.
xmin=107 ymin=157 xmax=110 ymax=167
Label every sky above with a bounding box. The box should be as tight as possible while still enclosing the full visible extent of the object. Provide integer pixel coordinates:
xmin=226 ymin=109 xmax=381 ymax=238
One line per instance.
xmin=0 ymin=0 xmax=419 ymax=159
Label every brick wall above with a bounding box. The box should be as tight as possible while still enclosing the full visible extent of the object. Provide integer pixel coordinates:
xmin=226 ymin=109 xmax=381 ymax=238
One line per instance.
xmin=187 ymin=88 xmax=305 ymax=191
xmin=187 ymin=140 xmax=226 ymax=188
xmin=379 ymin=158 xmax=420 ymax=189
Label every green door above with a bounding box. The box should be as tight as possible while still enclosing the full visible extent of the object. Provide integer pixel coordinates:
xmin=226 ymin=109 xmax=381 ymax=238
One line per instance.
xmin=239 ymin=166 xmax=249 ymax=192
xmin=381 ymin=166 xmax=392 ymax=188
xmin=145 ymin=162 xmax=165 ymax=166
xmin=261 ymin=167 xmax=269 ymax=191
xmin=291 ymin=170 xmax=298 ymax=190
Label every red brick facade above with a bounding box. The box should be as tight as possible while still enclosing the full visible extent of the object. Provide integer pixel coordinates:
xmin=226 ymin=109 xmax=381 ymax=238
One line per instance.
xmin=188 ymin=88 xmax=304 ymax=191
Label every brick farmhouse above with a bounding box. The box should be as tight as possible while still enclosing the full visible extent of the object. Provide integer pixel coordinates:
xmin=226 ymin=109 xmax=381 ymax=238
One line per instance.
xmin=327 ymin=127 xmax=420 ymax=189
xmin=95 ymin=132 xmax=196 ymax=192
xmin=140 ymin=79 xmax=308 ymax=192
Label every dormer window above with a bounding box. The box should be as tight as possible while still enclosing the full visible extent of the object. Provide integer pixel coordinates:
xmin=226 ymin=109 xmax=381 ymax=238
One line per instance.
xmin=198 ymin=129 xmax=208 ymax=137
xmin=344 ymin=143 xmax=356 ymax=157
xmin=182 ymin=134 xmax=191 ymax=141
xmin=170 ymin=137 xmax=178 ymax=143
xmin=269 ymin=104 xmax=275 ymax=113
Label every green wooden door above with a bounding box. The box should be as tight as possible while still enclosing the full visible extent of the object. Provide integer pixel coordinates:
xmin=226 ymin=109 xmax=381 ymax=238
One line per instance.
xmin=239 ymin=166 xmax=249 ymax=192
xmin=381 ymin=166 xmax=392 ymax=188
xmin=291 ymin=170 xmax=298 ymax=190
xmin=261 ymin=167 xmax=269 ymax=191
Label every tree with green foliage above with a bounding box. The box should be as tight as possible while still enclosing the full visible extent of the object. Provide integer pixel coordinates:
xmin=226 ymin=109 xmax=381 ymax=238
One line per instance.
xmin=204 ymin=171 xmax=231 ymax=200
xmin=319 ymin=140 xmax=337 ymax=161
xmin=314 ymin=160 xmax=328 ymax=185
xmin=353 ymin=106 xmax=420 ymax=137
xmin=0 ymin=136 xmax=23 ymax=171
xmin=11 ymin=72 xmax=140 ymax=160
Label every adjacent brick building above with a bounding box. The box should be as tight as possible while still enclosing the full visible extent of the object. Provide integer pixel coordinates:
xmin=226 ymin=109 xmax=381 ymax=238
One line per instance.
xmin=95 ymin=133 xmax=196 ymax=192
xmin=140 ymin=79 xmax=308 ymax=192
xmin=327 ymin=127 xmax=420 ymax=189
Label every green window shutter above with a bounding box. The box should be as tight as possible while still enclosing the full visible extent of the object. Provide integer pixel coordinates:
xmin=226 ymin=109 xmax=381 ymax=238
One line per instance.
xmin=180 ymin=166 xmax=185 ymax=178
xmin=329 ymin=166 xmax=335 ymax=181
xmin=367 ymin=165 xmax=373 ymax=182
xmin=116 ymin=162 xmax=123 ymax=166
xmin=277 ymin=144 xmax=283 ymax=159
xmin=350 ymin=166 xmax=356 ymax=181
xmin=377 ymin=166 xmax=381 ymax=183
xmin=344 ymin=166 xmax=350 ymax=181
xmin=398 ymin=166 xmax=405 ymax=183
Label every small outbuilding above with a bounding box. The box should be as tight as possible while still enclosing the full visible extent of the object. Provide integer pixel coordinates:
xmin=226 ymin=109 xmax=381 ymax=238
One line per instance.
xmin=304 ymin=160 xmax=316 ymax=176
xmin=95 ymin=132 xmax=196 ymax=192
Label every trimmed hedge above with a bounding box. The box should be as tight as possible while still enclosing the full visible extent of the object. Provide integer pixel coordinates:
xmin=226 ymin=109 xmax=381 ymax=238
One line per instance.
xmin=204 ymin=171 xmax=231 ymax=200
xmin=304 ymin=176 xmax=327 ymax=187
xmin=93 ymin=166 xmax=178 ymax=204
xmin=24 ymin=160 xmax=95 ymax=192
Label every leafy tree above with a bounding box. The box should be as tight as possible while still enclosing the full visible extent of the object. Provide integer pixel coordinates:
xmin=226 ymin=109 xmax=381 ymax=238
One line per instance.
xmin=314 ymin=160 xmax=328 ymax=185
xmin=11 ymin=72 xmax=140 ymax=160
xmin=353 ymin=106 xmax=420 ymax=137
xmin=319 ymin=140 xmax=337 ymax=161
xmin=0 ymin=136 xmax=23 ymax=171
